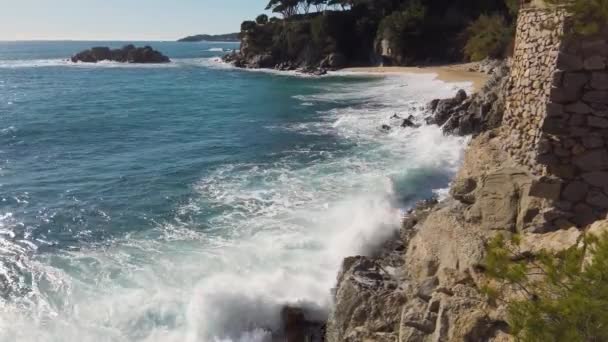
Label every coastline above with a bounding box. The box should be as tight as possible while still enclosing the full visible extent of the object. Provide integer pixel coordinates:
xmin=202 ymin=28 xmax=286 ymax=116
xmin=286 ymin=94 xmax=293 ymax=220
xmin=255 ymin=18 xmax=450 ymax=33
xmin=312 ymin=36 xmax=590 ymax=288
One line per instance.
xmin=341 ymin=63 xmax=490 ymax=92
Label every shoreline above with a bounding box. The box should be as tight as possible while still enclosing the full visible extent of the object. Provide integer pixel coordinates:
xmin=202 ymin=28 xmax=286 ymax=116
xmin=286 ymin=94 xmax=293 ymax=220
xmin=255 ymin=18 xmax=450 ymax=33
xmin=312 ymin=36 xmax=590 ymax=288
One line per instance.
xmin=341 ymin=63 xmax=490 ymax=92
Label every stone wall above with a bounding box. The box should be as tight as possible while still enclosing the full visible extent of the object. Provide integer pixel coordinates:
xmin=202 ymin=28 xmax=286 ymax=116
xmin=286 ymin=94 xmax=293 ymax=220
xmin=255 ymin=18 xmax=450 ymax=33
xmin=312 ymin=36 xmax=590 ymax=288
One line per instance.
xmin=502 ymin=7 xmax=567 ymax=173
xmin=504 ymin=6 xmax=608 ymax=229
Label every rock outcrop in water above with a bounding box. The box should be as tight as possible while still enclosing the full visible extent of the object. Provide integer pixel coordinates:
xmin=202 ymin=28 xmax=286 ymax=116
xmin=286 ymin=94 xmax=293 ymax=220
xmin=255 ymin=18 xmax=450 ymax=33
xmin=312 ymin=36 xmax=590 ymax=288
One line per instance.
xmin=70 ymin=45 xmax=170 ymax=64
xmin=426 ymin=59 xmax=510 ymax=136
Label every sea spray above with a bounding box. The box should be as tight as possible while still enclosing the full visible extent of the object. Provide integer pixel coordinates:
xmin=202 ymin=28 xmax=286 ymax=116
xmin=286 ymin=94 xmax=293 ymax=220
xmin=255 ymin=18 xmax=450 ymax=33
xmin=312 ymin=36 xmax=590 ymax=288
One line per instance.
xmin=0 ymin=41 xmax=469 ymax=342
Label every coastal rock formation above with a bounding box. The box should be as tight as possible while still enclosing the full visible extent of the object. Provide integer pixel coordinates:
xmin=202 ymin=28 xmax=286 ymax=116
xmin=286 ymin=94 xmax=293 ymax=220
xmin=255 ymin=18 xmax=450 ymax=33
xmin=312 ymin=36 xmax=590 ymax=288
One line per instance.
xmin=426 ymin=61 xmax=510 ymax=136
xmin=326 ymin=134 xmax=528 ymax=341
xmin=327 ymin=5 xmax=608 ymax=342
xmin=70 ymin=45 xmax=170 ymax=64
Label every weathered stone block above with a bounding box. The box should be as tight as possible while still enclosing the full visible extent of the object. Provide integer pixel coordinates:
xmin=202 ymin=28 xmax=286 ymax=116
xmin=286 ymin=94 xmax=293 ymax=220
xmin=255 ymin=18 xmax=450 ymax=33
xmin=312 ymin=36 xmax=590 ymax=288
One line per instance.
xmin=537 ymin=153 xmax=560 ymax=166
xmin=588 ymin=116 xmax=608 ymax=128
xmin=584 ymin=56 xmax=606 ymax=70
xmin=569 ymin=114 xmax=586 ymax=126
xmin=565 ymin=102 xmax=592 ymax=114
xmin=572 ymin=144 xmax=587 ymax=155
xmin=557 ymin=52 xmax=584 ymax=71
xmin=591 ymin=72 xmax=608 ymax=90
xmin=583 ymin=135 xmax=604 ymax=148
xmin=562 ymin=181 xmax=590 ymax=202
xmin=542 ymin=116 xmax=568 ymax=135
xmin=583 ymin=91 xmax=608 ymax=104
xmin=529 ymin=177 xmax=562 ymax=201
xmin=553 ymin=70 xmax=564 ymax=87
xmin=573 ymin=149 xmax=608 ymax=171
xmin=587 ymin=190 xmax=608 ymax=209
xmin=582 ymin=171 xmax=608 ymax=187
xmin=573 ymin=203 xmax=596 ymax=226
xmin=550 ymin=87 xmax=580 ymax=103
xmin=581 ymin=39 xmax=608 ymax=56
xmin=563 ymin=72 xmax=589 ymax=90
xmin=548 ymin=164 xmax=577 ymax=179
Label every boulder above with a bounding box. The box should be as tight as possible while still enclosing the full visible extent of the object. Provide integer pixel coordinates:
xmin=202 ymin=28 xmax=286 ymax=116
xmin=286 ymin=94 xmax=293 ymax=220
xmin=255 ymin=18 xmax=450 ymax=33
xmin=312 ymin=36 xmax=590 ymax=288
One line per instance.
xmin=320 ymin=53 xmax=347 ymax=69
xmin=450 ymin=177 xmax=477 ymax=204
xmin=325 ymin=256 xmax=406 ymax=342
xmin=427 ymin=61 xmax=509 ymax=136
xmin=279 ymin=306 xmax=325 ymax=342
xmin=249 ymin=54 xmax=275 ymax=68
xmin=71 ymin=45 xmax=170 ymax=63
xmin=401 ymin=116 xmax=420 ymax=128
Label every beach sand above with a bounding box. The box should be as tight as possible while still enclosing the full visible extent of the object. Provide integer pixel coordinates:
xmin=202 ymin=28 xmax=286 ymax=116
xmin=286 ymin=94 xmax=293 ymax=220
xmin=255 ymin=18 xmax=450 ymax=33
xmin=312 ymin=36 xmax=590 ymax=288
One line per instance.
xmin=342 ymin=62 xmax=489 ymax=92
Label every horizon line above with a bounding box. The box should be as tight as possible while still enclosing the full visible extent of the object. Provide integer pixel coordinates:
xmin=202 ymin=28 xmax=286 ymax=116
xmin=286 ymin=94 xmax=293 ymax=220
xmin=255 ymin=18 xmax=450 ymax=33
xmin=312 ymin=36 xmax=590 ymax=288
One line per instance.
xmin=0 ymin=33 xmax=240 ymax=42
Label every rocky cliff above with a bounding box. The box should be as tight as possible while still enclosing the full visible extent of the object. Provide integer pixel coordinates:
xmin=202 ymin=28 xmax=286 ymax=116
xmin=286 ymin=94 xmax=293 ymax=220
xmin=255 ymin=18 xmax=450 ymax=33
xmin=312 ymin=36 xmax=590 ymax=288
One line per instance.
xmin=325 ymin=5 xmax=608 ymax=342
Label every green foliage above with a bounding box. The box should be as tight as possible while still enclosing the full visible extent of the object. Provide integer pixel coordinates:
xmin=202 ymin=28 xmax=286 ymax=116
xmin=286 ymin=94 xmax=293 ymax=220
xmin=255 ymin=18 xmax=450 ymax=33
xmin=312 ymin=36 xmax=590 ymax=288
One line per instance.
xmin=504 ymin=0 xmax=520 ymax=16
xmin=548 ymin=0 xmax=608 ymax=35
xmin=242 ymin=0 xmax=520 ymax=66
xmin=241 ymin=20 xmax=257 ymax=32
xmin=256 ymin=14 xmax=269 ymax=25
xmin=484 ymin=232 xmax=608 ymax=342
xmin=376 ymin=0 xmax=426 ymax=62
xmin=463 ymin=14 xmax=513 ymax=61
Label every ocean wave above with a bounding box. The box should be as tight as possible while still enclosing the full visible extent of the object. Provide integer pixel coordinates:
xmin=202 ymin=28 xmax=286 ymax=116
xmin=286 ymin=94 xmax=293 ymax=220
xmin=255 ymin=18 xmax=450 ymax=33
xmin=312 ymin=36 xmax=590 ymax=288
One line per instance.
xmin=0 ymin=59 xmax=179 ymax=69
xmin=0 ymin=68 xmax=469 ymax=341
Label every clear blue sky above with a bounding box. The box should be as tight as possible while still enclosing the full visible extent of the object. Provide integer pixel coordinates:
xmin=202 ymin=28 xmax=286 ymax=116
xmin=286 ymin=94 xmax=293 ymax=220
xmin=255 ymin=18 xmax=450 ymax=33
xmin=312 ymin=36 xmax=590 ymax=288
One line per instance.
xmin=0 ymin=0 xmax=267 ymax=40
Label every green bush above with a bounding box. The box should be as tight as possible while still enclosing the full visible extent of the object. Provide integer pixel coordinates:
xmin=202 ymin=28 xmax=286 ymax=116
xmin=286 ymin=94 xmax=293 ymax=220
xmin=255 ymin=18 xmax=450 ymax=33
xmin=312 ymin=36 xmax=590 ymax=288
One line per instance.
xmin=484 ymin=232 xmax=608 ymax=342
xmin=549 ymin=0 xmax=608 ymax=35
xmin=241 ymin=20 xmax=257 ymax=32
xmin=256 ymin=14 xmax=269 ymax=25
xmin=376 ymin=0 xmax=426 ymax=60
xmin=463 ymin=14 xmax=513 ymax=61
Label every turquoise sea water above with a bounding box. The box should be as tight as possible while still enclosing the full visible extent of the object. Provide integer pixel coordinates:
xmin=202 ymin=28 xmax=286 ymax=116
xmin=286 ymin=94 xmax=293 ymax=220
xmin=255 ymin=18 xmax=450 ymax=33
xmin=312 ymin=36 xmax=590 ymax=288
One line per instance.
xmin=0 ymin=41 xmax=469 ymax=341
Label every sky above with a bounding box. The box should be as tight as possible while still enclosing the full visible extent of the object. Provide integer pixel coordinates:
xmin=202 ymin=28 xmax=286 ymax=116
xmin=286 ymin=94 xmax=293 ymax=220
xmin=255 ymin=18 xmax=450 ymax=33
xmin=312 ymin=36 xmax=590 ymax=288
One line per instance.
xmin=0 ymin=0 xmax=266 ymax=40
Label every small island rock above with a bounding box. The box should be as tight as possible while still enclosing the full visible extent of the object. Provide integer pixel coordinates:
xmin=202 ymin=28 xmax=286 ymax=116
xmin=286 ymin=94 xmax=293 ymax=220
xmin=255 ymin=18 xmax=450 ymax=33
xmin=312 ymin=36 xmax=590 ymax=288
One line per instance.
xmin=71 ymin=45 xmax=170 ymax=64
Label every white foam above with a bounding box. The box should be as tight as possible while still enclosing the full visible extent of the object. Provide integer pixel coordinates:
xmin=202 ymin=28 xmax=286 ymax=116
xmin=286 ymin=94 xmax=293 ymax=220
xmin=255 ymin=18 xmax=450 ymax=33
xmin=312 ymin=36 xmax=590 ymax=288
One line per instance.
xmin=0 ymin=59 xmax=179 ymax=69
xmin=0 ymin=71 xmax=469 ymax=342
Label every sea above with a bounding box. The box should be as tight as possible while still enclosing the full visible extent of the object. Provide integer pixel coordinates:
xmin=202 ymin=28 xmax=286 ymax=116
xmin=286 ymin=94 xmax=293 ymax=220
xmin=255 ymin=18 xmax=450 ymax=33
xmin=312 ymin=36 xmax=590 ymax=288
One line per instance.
xmin=0 ymin=41 xmax=469 ymax=341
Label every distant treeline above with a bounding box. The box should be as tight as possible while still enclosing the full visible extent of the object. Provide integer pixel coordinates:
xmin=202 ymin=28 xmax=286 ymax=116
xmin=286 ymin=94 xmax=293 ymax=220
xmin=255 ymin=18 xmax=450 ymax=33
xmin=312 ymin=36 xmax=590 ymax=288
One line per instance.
xmin=237 ymin=0 xmax=520 ymax=67
xmin=178 ymin=33 xmax=240 ymax=42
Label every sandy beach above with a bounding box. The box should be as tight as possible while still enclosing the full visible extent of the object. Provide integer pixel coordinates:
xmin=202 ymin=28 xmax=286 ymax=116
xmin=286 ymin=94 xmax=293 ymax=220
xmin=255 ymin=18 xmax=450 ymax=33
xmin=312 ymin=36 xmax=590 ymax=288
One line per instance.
xmin=342 ymin=63 xmax=489 ymax=92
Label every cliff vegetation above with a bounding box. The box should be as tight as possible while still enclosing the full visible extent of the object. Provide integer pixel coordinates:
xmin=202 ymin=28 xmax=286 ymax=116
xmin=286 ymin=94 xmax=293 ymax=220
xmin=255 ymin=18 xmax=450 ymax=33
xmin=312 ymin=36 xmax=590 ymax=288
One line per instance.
xmin=227 ymin=0 xmax=520 ymax=70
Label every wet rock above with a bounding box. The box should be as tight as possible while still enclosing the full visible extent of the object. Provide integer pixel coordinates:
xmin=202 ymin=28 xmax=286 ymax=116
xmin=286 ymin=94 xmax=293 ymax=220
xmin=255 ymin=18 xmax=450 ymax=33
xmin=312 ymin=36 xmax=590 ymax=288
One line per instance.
xmin=320 ymin=53 xmax=346 ymax=70
xmin=427 ymin=61 xmax=509 ymax=136
xmin=279 ymin=306 xmax=325 ymax=342
xmin=401 ymin=117 xmax=420 ymax=128
xmin=71 ymin=45 xmax=170 ymax=63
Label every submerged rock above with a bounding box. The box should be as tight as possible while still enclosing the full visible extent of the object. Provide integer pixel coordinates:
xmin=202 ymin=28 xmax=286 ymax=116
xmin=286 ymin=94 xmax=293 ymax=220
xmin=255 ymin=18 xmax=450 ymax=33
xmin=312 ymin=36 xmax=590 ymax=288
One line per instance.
xmin=277 ymin=305 xmax=326 ymax=342
xmin=401 ymin=115 xmax=420 ymax=128
xmin=71 ymin=45 xmax=170 ymax=64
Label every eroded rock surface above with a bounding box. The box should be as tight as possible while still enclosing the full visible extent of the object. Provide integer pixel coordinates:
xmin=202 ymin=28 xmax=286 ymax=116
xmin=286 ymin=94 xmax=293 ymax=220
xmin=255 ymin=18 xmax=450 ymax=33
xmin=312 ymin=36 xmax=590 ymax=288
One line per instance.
xmin=71 ymin=45 xmax=170 ymax=64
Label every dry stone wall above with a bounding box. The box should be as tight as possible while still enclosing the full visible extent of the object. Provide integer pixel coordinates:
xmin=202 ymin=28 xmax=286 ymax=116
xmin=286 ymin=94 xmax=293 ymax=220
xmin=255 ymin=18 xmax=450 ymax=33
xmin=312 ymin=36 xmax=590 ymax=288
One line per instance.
xmin=504 ymin=6 xmax=608 ymax=229
xmin=502 ymin=7 xmax=567 ymax=173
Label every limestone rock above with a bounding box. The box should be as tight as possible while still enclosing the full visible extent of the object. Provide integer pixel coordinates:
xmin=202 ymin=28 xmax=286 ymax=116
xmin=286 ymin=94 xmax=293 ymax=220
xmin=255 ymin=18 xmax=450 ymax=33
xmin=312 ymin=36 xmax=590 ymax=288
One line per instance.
xmin=468 ymin=168 xmax=532 ymax=232
xmin=450 ymin=177 xmax=477 ymax=204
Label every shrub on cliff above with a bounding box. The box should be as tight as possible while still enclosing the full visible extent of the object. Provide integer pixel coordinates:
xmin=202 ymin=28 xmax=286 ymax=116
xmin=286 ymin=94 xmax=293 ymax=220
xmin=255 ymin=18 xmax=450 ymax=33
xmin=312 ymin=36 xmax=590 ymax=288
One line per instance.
xmin=463 ymin=14 xmax=513 ymax=61
xmin=483 ymin=233 xmax=608 ymax=341
xmin=241 ymin=20 xmax=257 ymax=32
xmin=548 ymin=0 xmax=608 ymax=35
xmin=256 ymin=14 xmax=269 ymax=25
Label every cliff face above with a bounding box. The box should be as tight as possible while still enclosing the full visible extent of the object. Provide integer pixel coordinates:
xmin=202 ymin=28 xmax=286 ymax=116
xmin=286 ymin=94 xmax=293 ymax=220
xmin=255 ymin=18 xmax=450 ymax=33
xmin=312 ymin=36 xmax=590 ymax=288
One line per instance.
xmin=326 ymin=5 xmax=608 ymax=342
